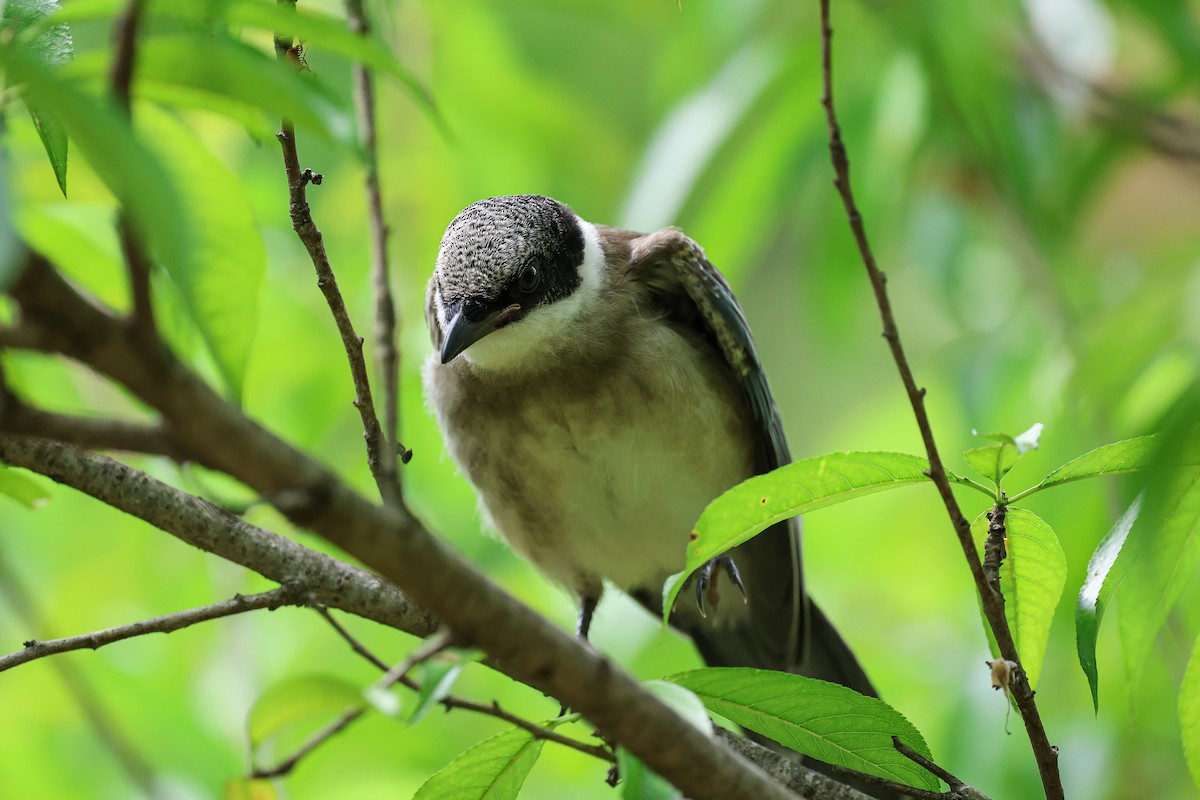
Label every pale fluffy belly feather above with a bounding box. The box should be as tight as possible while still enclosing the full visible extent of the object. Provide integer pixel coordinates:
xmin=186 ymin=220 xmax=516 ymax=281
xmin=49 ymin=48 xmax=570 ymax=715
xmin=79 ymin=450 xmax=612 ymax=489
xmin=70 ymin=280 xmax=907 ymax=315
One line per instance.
xmin=433 ymin=325 xmax=756 ymax=599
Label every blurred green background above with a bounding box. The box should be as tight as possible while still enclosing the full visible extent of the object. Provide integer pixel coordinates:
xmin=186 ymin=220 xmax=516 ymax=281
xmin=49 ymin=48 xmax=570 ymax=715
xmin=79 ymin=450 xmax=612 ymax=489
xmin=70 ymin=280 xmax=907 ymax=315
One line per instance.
xmin=2 ymin=0 xmax=1199 ymax=798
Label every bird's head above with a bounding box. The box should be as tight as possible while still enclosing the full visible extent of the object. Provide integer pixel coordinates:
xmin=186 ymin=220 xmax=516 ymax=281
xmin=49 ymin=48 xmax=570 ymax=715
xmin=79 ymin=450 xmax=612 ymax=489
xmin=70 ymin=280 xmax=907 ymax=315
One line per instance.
xmin=432 ymin=195 xmax=605 ymax=369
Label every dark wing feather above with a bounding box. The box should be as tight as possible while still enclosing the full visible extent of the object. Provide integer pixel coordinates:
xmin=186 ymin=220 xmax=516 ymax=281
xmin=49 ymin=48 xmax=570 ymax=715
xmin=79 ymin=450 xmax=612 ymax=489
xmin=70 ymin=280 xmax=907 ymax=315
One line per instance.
xmin=619 ymin=226 xmax=808 ymax=672
xmin=620 ymin=227 xmax=878 ymax=698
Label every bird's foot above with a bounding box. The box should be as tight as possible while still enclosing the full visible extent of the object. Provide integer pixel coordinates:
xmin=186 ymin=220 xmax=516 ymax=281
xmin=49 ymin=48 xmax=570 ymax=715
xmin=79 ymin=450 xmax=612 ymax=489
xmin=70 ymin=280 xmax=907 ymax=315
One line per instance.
xmin=560 ymin=595 xmax=601 ymax=717
xmin=694 ymin=553 xmax=747 ymax=618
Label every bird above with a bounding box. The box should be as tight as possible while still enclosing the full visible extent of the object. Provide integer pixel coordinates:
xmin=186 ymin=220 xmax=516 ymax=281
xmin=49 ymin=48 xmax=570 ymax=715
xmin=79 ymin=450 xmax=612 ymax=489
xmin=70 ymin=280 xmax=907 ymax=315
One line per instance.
xmin=423 ymin=194 xmax=875 ymax=696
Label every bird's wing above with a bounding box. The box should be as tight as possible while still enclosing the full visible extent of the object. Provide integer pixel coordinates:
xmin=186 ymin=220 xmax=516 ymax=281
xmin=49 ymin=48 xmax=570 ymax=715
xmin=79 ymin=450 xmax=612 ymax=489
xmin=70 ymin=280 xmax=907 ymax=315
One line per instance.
xmin=616 ymin=225 xmax=808 ymax=672
xmin=621 ymin=228 xmax=877 ymax=695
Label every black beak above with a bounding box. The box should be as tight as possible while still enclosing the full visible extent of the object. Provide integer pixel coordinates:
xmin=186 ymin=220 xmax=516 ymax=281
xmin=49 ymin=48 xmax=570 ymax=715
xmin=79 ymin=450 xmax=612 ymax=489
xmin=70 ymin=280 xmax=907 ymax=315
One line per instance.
xmin=440 ymin=303 xmax=521 ymax=364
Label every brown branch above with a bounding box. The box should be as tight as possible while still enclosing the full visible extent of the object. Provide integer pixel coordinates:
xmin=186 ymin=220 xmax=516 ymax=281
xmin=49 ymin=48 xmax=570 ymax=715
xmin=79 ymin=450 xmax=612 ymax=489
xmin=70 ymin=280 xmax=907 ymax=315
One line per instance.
xmin=0 ymin=323 xmax=47 ymax=350
xmin=109 ymin=0 xmax=156 ymax=340
xmin=346 ymin=0 xmax=410 ymax=472
xmin=259 ymin=624 xmax=614 ymax=779
xmin=6 ymin=258 xmax=794 ymax=800
xmin=316 ymin=607 xmax=616 ymax=763
xmin=0 ymin=435 xmax=439 ymax=639
xmin=715 ymin=730 xmax=871 ymax=800
xmin=1024 ymin=41 xmax=1200 ymax=165
xmin=272 ymin=30 xmax=401 ymax=509
xmin=0 ymin=587 xmax=303 ymax=672
xmin=0 ymin=392 xmax=186 ymax=462
xmin=817 ymin=4 xmax=1062 ymax=799
xmin=108 ymin=0 xmax=145 ymax=110
xmin=892 ymin=738 xmax=991 ymax=800
xmin=252 ymin=706 xmax=366 ymax=779
xmin=253 ymin=631 xmax=448 ymax=778
xmin=315 ymin=606 xmax=389 ymax=670
xmin=982 ymin=505 xmax=1008 ymax=599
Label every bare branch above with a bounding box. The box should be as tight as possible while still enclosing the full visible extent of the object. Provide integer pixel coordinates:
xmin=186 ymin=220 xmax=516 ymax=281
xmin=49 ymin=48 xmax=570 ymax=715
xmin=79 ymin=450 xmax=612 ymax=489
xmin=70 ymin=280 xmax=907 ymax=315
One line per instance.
xmin=317 ymin=608 xmax=616 ymax=763
xmin=254 ymin=631 xmax=449 ymax=778
xmin=715 ymin=730 xmax=872 ymax=800
xmin=7 ymin=249 xmax=799 ymax=800
xmin=346 ymin=0 xmax=410 ymax=472
xmin=0 ymin=323 xmax=47 ymax=350
xmin=0 ymin=586 xmax=303 ymax=672
xmin=252 ymin=705 xmax=367 ymax=779
xmin=0 ymin=393 xmax=185 ymax=461
xmin=0 ymin=435 xmax=438 ymax=639
xmin=109 ymin=0 xmax=145 ymax=110
xmin=816 ymin=4 xmax=1062 ymax=798
xmin=271 ymin=29 xmax=401 ymax=509
xmin=109 ymin=0 xmax=156 ymax=340
xmin=315 ymin=606 xmax=390 ymax=671
xmin=892 ymin=737 xmax=991 ymax=800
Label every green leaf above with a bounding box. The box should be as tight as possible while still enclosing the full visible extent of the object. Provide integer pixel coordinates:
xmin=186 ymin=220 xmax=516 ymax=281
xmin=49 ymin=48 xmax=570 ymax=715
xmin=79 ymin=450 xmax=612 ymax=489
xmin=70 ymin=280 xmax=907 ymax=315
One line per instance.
xmin=222 ymin=777 xmax=278 ymax=800
xmin=16 ymin=203 xmax=124 ymax=307
xmin=407 ymin=648 xmax=484 ymax=726
xmin=219 ymin=0 xmax=441 ymax=130
xmin=964 ymin=443 xmax=1017 ymax=484
xmin=663 ymin=452 xmax=949 ymax=622
xmin=663 ymin=668 xmax=940 ymax=791
xmin=135 ymin=104 xmax=266 ymax=402
xmin=1012 ymin=435 xmax=1160 ymax=500
xmin=3 ymin=0 xmax=72 ymax=196
xmin=617 ymin=681 xmax=711 ymax=800
xmin=134 ymin=33 xmax=353 ymax=147
xmin=1076 ymin=496 xmax=1141 ymax=712
xmin=412 ymin=728 xmax=545 ymax=800
xmin=1182 ymin=635 xmax=1200 ymax=791
xmin=971 ymin=507 xmax=1066 ymax=689
xmin=618 ymin=748 xmax=680 ymax=800
xmin=247 ymin=674 xmax=362 ymax=749
xmin=2 ymin=42 xmax=193 ymax=283
xmin=0 ymin=465 xmax=50 ymax=509
xmin=1117 ymin=468 xmax=1200 ymax=683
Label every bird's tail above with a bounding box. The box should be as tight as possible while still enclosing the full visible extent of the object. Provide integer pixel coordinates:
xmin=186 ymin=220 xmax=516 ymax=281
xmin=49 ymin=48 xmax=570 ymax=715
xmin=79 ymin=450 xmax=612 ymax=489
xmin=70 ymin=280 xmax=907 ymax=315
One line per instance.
xmin=801 ymin=598 xmax=879 ymax=697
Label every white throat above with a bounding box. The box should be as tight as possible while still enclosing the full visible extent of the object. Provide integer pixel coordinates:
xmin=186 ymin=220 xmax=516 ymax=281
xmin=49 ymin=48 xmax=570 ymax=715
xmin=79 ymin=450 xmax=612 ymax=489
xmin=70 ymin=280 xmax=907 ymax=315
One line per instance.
xmin=444 ymin=217 xmax=606 ymax=371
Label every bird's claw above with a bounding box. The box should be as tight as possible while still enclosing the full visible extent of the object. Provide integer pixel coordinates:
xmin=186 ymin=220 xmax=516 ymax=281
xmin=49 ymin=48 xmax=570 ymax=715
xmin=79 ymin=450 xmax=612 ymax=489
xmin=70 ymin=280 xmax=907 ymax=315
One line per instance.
xmin=694 ymin=554 xmax=747 ymax=618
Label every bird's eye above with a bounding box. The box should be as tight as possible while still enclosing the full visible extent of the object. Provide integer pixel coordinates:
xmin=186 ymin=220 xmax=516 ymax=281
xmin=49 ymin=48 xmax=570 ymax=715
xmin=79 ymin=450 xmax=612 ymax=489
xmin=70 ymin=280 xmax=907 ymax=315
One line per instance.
xmin=516 ymin=266 xmax=541 ymax=294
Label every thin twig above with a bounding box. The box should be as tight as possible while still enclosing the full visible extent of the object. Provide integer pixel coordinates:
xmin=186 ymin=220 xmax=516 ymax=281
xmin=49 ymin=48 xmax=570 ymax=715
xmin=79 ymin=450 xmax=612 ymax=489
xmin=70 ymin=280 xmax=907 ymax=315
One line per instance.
xmin=345 ymin=0 xmax=410 ymax=473
xmin=252 ymin=706 xmax=367 ymax=779
xmin=109 ymin=0 xmax=145 ymax=109
xmin=109 ymin=0 xmax=156 ymax=341
xmin=442 ymin=697 xmax=616 ymax=764
xmin=316 ymin=609 xmax=616 ymax=763
xmin=714 ymin=729 xmax=870 ymax=800
xmin=272 ymin=20 xmax=402 ymax=509
xmin=0 ymin=586 xmax=303 ymax=672
xmin=816 ymin=4 xmax=1063 ymax=799
xmin=0 ymin=391 xmax=185 ymax=461
xmin=893 ymin=737 xmax=991 ymax=800
xmin=315 ymin=606 xmax=389 ymax=670
xmin=253 ymin=630 xmax=451 ymax=778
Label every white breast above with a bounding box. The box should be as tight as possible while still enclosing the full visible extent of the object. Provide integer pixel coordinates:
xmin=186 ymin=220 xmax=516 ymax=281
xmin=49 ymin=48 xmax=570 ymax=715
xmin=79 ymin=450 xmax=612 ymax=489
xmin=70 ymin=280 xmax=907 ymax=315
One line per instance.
xmin=428 ymin=319 xmax=755 ymax=600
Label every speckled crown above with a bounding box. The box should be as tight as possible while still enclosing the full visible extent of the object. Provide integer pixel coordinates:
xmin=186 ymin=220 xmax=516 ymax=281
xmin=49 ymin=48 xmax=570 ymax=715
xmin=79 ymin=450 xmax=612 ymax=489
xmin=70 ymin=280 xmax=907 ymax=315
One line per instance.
xmin=436 ymin=195 xmax=584 ymax=309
